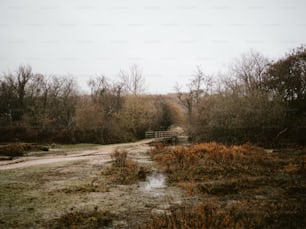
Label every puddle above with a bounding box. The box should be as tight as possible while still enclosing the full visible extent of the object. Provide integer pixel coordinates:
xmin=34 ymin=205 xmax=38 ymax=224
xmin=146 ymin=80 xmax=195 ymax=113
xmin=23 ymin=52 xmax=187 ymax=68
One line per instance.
xmin=141 ymin=172 xmax=166 ymax=196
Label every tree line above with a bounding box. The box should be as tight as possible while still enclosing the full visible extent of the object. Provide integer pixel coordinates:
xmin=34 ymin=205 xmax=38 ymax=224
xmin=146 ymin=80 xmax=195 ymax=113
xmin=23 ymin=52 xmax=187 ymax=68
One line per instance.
xmin=1 ymin=45 xmax=305 ymax=146
xmin=0 ymin=65 xmax=181 ymax=144
xmin=178 ymin=45 xmax=306 ymax=146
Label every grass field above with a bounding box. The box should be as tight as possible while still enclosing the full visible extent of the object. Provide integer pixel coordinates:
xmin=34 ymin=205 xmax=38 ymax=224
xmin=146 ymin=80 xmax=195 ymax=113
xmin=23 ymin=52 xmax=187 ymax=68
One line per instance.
xmin=145 ymin=143 xmax=306 ymax=228
xmin=0 ymin=142 xmax=305 ymax=228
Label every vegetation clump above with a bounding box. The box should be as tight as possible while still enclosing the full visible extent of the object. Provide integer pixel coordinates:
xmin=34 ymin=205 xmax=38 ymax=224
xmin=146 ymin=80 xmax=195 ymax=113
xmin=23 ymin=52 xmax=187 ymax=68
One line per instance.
xmin=104 ymin=149 xmax=149 ymax=185
xmin=111 ymin=149 xmax=128 ymax=167
xmin=148 ymin=143 xmax=306 ymax=228
xmin=0 ymin=143 xmax=47 ymax=157
xmin=48 ymin=209 xmax=114 ymax=229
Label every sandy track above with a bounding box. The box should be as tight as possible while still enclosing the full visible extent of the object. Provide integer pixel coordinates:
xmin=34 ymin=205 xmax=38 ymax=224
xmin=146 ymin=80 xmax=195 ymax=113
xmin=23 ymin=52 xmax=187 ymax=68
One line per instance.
xmin=0 ymin=139 xmax=153 ymax=170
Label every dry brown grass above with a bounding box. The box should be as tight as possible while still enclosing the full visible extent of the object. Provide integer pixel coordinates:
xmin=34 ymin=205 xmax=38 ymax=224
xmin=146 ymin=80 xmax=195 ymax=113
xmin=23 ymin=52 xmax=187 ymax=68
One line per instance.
xmin=151 ymin=142 xmax=265 ymax=172
xmin=0 ymin=143 xmax=48 ymax=157
xmin=104 ymin=149 xmax=150 ymax=185
xmin=140 ymin=202 xmax=251 ymax=229
xmin=47 ymin=209 xmax=114 ymax=229
xmin=111 ymin=149 xmax=128 ymax=167
xmin=136 ymin=200 xmax=293 ymax=229
xmin=147 ymin=143 xmax=306 ymax=228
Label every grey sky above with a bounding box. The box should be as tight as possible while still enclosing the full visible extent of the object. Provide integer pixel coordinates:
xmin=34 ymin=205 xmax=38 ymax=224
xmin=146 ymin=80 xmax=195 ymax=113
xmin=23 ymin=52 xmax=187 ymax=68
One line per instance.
xmin=1 ymin=0 xmax=306 ymax=94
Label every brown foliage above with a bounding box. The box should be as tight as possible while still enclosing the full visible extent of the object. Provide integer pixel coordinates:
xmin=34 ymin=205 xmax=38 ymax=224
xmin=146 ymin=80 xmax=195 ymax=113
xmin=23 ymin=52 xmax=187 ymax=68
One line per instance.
xmin=140 ymin=202 xmax=252 ymax=229
xmin=0 ymin=143 xmax=45 ymax=157
xmin=148 ymin=143 xmax=306 ymax=228
xmin=47 ymin=209 xmax=114 ymax=229
xmin=105 ymin=149 xmax=148 ymax=185
xmin=111 ymin=149 xmax=128 ymax=167
xmin=151 ymin=142 xmax=263 ymax=173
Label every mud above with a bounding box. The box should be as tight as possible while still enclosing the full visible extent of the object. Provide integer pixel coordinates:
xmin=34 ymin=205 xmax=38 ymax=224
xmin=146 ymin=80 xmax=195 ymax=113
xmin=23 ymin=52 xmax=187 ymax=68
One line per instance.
xmin=0 ymin=139 xmax=151 ymax=170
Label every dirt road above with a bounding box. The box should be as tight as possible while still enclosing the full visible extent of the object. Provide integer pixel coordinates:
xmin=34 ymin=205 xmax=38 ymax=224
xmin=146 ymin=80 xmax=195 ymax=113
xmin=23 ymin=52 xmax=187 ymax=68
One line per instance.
xmin=0 ymin=139 xmax=153 ymax=170
xmin=0 ymin=138 xmax=188 ymax=228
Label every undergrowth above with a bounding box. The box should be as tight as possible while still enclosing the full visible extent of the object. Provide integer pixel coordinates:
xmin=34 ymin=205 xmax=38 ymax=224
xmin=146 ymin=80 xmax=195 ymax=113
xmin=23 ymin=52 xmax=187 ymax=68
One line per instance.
xmin=47 ymin=209 xmax=114 ymax=229
xmin=0 ymin=143 xmax=48 ymax=157
xmin=147 ymin=142 xmax=306 ymax=228
xmin=104 ymin=149 xmax=149 ymax=185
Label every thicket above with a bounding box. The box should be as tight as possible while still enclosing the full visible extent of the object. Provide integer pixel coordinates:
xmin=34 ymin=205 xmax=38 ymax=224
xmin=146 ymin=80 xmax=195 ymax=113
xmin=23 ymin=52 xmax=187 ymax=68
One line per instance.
xmin=0 ymin=143 xmax=47 ymax=157
xmin=0 ymin=65 xmax=181 ymax=144
xmin=1 ymin=46 xmax=305 ymax=146
xmin=177 ymin=46 xmax=306 ymax=146
xmin=103 ymin=149 xmax=149 ymax=184
xmin=147 ymin=143 xmax=306 ymax=228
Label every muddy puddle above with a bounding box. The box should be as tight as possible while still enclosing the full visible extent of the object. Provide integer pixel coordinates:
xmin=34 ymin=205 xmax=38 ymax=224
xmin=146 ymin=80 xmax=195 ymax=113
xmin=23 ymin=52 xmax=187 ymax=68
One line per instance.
xmin=141 ymin=171 xmax=166 ymax=197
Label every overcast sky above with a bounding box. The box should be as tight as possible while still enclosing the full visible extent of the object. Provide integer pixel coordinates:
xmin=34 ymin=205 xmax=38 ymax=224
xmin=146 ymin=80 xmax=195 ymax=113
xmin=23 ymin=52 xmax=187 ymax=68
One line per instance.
xmin=1 ymin=0 xmax=306 ymax=94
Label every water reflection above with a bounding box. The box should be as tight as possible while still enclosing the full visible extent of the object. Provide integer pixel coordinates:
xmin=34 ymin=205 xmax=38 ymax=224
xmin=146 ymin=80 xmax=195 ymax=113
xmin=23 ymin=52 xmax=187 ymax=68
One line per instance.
xmin=141 ymin=172 xmax=166 ymax=196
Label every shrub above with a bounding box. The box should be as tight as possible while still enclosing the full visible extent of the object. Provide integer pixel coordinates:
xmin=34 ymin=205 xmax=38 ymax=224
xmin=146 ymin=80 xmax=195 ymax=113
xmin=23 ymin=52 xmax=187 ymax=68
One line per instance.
xmin=175 ymin=142 xmax=264 ymax=164
xmin=47 ymin=209 xmax=114 ymax=229
xmin=111 ymin=149 xmax=128 ymax=167
xmin=149 ymin=142 xmax=267 ymax=183
xmin=0 ymin=143 xmax=31 ymax=157
xmin=148 ymin=143 xmax=306 ymax=229
xmin=140 ymin=203 xmax=241 ymax=229
xmin=40 ymin=146 xmax=49 ymax=151
xmin=0 ymin=145 xmax=23 ymax=157
xmin=106 ymin=149 xmax=149 ymax=185
xmin=165 ymin=146 xmax=200 ymax=169
xmin=0 ymin=143 xmax=51 ymax=157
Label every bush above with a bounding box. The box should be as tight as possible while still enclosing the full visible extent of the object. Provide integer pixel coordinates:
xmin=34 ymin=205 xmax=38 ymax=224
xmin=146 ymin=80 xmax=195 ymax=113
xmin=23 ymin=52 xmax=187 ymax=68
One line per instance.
xmin=0 ymin=143 xmax=27 ymax=157
xmin=149 ymin=142 xmax=268 ymax=183
xmin=47 ymin=210 xmax=114 ymax=229
xmin=140 ymin=203 xmax=241 ymax=229
xmin=40 ymin=146 xmax=49 ymax=151
xmin=105 ymin=149 xmax=149 ymax=185
xmin=0 ymin=143 xmax=50 ymax=157
xmin=148 ymin=143 xmax=306 ymax=229
xmin=111 ymin=149 xmax=128 ymax=167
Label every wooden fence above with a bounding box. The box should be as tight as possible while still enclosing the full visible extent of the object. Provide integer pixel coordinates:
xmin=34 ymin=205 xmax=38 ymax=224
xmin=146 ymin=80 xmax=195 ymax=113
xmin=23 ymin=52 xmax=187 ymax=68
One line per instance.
xmin=145 ymin=131 xmax=177 ymax=139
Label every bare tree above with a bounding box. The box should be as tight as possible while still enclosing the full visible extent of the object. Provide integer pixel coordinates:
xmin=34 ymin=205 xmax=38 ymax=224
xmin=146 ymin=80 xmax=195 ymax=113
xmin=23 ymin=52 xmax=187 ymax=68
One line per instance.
xmin=175 ymin=66 xmax=213 ymax=116
xmin=16 ymin=65 xmax=33 ymax=107
xmin=119 ymin=64 xmax=146 ymax=95
xmin=230 ymin=50 xmax=269 ymax=93
xmin=264 ymin=45 xmax=306 ymax=102
xmin=0 ymin=72 xmax=16 ymax=122
xmin=26 ymin=73 xmax=49 ymax=125
xmin=47 ymin=76 xmax=78 ymax=129
xmin=0 ymin=65 xmax=33 ymax=122
xmin=88 ymin=75 xmax=110 ymax=102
